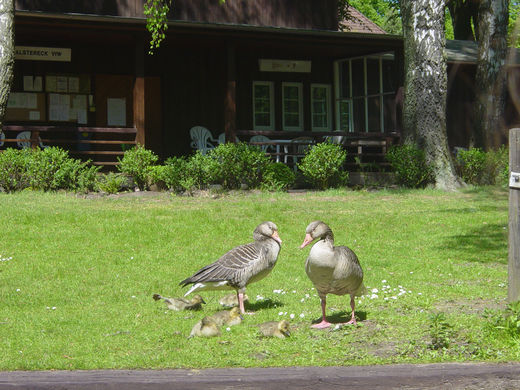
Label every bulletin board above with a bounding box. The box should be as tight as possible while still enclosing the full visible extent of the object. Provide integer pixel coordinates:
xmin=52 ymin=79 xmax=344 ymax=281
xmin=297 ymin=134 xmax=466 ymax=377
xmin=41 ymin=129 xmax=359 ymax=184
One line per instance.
xmin=47 ymin=93 xmax=88 ymax=124
xmin=5 ymin=92 xmax=46 ymax=122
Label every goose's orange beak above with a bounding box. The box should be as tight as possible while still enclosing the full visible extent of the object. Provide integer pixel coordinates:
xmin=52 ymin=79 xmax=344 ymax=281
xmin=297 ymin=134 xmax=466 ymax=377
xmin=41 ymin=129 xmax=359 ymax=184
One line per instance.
xmin=300 ymin=234 xmax=313 ymax=249
xmin=271 ymin=231 xmax=282 ymax=244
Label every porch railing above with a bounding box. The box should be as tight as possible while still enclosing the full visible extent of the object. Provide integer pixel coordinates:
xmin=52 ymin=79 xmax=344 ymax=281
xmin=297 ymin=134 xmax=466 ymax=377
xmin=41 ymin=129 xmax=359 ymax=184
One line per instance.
xmin=1 ymin=125 xmax=137 ymax=166
xmin=236 ymin=130 xmax=401 ymax=171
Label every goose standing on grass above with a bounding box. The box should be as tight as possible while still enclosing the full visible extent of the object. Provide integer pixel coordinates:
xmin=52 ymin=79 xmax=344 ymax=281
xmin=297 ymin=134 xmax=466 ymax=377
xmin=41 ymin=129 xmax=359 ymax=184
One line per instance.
xmin=180 ymin=221 xmax=282 ymax=315
xmin=152 ymin=293 xmax=205 ymax=311
xmin=300 ymin=221 xmax=365 ymax=328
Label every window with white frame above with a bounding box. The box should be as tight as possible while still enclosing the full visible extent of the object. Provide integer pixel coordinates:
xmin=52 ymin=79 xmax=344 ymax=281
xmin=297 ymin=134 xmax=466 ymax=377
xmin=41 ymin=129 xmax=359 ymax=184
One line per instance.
xmin=311 ymin=84 xmax=331 ymax=131
xmin=282 ymin=82 xmax=303 ymax=131
xmin=253 ymin=81 xmax=274 ymax=130
xmin=334 ymin=54 xmax=396 ymax=132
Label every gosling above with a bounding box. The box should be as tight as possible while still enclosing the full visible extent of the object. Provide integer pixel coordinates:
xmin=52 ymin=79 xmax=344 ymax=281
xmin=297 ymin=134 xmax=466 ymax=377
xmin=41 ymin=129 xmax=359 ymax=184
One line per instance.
xmin=189 ymin=316 xmax=221 ymax=338
xmin=208 ymin=307 xmax=243 ymax=327
xmin=153 ymin=293 xmax=205 ymax=311
xmin=258 ymin=320 xmax=291 ymax=339
xmin=219 ymin=293 xmax=249 ymax=308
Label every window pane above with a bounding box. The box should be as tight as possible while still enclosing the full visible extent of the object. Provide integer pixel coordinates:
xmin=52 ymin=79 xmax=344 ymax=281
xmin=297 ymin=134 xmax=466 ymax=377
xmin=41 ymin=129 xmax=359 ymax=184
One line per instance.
xmin=367 ymin=96 xmax=381 ymax=132
xmin=253 ymin=83 xmax=272 ymax=128
xmin=383 ymin=94 xmax=396 ymax=131
xmin=338 ymin=100 xmax=351 ymax=132
xmin=283 ymin=84 xmax=302 ymax=129
xmin=352 ymin=59 xmax=364 ymax=97
xmin=339 ymin=61 xmax=350 ymax=98
xmin=353 ymin=97 xmax=365 ymax=132
xmin=382 ymin=59 xmax=397 ymax=93
xmin=311 ymin=85 xmax=329 ymax=130
xmin=366 ymin=58 xmax=380 ymax=95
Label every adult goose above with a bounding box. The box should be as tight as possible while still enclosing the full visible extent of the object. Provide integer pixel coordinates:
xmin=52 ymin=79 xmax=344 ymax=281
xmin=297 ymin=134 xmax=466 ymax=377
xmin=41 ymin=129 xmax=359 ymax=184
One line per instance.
xmin=180 ymin=221 xmax=282 ymax=315
xmin=300 ymin=221 xmax=365 ymax=328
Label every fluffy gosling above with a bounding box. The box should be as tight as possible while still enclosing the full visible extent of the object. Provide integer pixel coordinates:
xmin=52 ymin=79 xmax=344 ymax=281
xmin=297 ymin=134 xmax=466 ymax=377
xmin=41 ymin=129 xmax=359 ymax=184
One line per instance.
xmin=208 ymin=307 xmax=243 ymax=327
xmin=258 ymin=320 xmax=291 ymax=339
xmin=153 ymin=293 xmax=205 ymax=311
xmin=189 ymin=316 xmax=221 ymax=338
xmin=219 ymin=293 xmax=249 ymax=308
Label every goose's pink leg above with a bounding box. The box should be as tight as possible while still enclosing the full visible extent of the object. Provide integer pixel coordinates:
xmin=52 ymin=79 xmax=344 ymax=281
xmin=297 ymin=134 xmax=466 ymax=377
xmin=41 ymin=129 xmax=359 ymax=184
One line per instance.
xmin=311 ymin=297 xmax=331 ymax=328
xmin=237 ymin=291 xmax=246 ymax=315
xmin=345 ymin=295 xmax=357 ymax=325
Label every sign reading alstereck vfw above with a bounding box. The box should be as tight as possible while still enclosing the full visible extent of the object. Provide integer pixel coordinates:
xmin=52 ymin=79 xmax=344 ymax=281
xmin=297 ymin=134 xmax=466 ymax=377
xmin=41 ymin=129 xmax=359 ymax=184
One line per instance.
xmin=15 ymin=46 xmax=71 ymax=62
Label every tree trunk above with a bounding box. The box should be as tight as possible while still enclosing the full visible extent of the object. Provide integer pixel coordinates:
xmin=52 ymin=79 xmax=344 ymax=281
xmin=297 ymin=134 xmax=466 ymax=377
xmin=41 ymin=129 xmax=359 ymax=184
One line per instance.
xmin=473 ymin=0 xmax=509 ymax=150
xmin=0 ymin=0 xmax=15 ymax=130
xmin=401 ymin=0 xmax=462 ymax=190
xmin=447 ymin=0 xmax=479 ymax=40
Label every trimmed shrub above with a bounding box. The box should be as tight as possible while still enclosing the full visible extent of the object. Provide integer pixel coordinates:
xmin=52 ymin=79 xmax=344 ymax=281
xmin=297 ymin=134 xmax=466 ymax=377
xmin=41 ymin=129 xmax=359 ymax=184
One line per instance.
xmin=163 ymin=156 xmax=189 ymax=192
xmin=0 ymin=147 xmax=98 ymax=193
xmin=0 ymin=148 xmax=33 ymax=192
xmin=208 ymin=142 xmax=270 ymax=189
xmin=297 ymin=142 xmax=348 ymax=190
xmin=386 ymin=144 xmax=433 ymax=188
xmin=261 ymin=162 xmax=296 ymax=192
xmin=455 ymin=147 xmax=486 ymax=185
xmin=185 ymin=151 xmax=216 ymax=190
xmin=117 ymin=145 xmax=159 ymax=191
xmin=484 ymin=146 xmax=509 ymax=186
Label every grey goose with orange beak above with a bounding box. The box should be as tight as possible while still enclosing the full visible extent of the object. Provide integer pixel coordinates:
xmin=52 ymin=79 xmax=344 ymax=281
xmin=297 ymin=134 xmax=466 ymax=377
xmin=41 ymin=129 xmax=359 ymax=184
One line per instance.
xmin=180 ymin=221 xmax=282 ymax=315
xmin=301 ymin=221 xmax=365 ymax=328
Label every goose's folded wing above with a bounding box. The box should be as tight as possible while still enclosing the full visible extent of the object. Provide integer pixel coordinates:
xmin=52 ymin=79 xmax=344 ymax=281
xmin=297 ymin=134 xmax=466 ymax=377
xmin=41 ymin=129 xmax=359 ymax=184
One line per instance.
xmin=180 ymin=242 xmax=261 ymax=286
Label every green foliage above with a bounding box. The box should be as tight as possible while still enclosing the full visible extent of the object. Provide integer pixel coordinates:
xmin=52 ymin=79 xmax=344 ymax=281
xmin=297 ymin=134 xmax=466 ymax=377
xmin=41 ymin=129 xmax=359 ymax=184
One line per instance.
xmin=208 ymin=142 xmax=270 ymax=190
xmin=97 ymin=172 xmax=126 ymax=194
xmin=386 ymin=144 xmax=433 ymax=188
xmin=486 ymin=301 xmax=520 ymax=339
xmin=261 ymin=162 xmax=296 ymax=192
xmin=144 ymin=0 xmax=226 ymax=53
xmin=484 ymin=146 xmax=509 ymax=187
xmin=455 ymin=148 xmax=486 ymax=185
xmin=428 ymin=312 xmax=453 ymax=350
xmin=455 ymin=147 xmax=509 ymax=186
xmin=0 ymin=147 xmax=98 ymax=193
xmin=117 ymin=145 xmax=159 ymax=191
xmin=0 ymin=148 xmax=33 ymax=192
xmin=298 ymin=142 xmax=348 ymax=190
xmin=162 ymin=156 xmax=189 ymax=192
xmin=144 ymin=0 xmax=171 ymax=54
xmin=185 ymin=151 xmax=216 ymax=190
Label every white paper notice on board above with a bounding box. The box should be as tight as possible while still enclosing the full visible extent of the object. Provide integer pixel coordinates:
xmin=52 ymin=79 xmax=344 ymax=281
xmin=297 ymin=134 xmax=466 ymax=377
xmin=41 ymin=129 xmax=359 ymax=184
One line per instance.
xmin=107 ymin=98 xmax=126 ymax=126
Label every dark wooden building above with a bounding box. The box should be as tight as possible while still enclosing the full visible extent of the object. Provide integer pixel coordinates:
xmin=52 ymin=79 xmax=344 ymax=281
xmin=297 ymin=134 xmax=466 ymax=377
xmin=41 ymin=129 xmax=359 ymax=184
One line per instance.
xmin=5 ymin=1 xmax=404 ymax=166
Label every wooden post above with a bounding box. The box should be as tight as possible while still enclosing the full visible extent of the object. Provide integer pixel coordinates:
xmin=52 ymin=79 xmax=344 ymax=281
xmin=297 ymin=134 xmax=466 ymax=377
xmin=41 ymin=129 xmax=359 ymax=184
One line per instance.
xmin=509 ymin=128 xmax=520 ymax=302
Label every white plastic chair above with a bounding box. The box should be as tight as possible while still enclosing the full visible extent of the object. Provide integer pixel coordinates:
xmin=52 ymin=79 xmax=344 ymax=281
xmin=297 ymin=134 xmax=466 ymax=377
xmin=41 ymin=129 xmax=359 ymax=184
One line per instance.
xmin=16 ymin=131 xmax=48 ymax=149
xmin=189 ymin=126 xmax=217 ymax=154
xmin=250 ymin=135 xmax=274 ymax=153
xmin=217 ymin=133 xmax=239 ymax=144
xmin=324 ymin=130 xmax=346 ymax=145
xmin=16 ymin=131 xmax=32 ymax=149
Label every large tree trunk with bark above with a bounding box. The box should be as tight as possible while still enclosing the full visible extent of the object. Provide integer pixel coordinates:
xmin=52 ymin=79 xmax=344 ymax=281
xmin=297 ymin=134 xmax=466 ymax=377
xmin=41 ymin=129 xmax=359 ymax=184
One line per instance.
xmin=0 ymin=0 xmax=15 ymax=130
xmin=473 ymin=0 xmax=509 ymax=150
xmin=401 ymin=0 xmax=462 ymax=190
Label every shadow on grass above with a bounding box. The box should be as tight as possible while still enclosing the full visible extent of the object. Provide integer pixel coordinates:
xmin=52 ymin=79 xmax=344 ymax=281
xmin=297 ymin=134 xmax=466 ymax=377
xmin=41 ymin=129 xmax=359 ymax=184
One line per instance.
xmin=439 ymin=223 xmax=508 ymax=264
xmin=310 ymin=310 xmax=368 ymax=325
xmin=246 ymin=298 xmax=284 ymax=311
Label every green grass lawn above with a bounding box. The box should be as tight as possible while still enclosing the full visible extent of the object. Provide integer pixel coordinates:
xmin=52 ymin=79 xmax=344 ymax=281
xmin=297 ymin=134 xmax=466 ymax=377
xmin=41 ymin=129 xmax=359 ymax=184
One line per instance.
xmin=0 ymin=187 xmax=516 ymax=370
